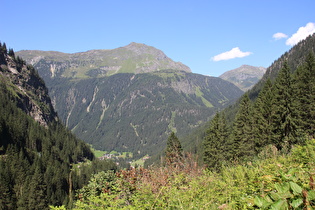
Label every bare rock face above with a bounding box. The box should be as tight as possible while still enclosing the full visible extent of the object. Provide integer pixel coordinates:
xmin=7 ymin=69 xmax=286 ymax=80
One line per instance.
xmin=0 ymin=52 xmax=57 ymax=127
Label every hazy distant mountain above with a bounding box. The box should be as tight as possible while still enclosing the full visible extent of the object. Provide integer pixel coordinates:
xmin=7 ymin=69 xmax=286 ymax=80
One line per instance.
xmin=219 ymin=65 xmax=266 ymax=91
xmin=17 ymin=43 xmax=243 ymax=158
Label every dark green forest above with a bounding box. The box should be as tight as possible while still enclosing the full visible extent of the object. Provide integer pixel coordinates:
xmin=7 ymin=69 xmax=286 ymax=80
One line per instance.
xmin=203 ymin=45 xmax=315 ymax=170
xmin=0 ymin=43 xmax=117 ymax=209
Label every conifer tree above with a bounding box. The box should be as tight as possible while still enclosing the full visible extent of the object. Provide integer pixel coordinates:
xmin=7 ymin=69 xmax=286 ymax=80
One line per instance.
xmin=272 ymin=61 xmax=300 ymax=150
xmin=2 ymin=42 xmax=7 ymax=54
xmin=203 ymin=112 xmax=228 ymax=169
xmin=252 ymin=79 xmax=274 ymax=152
xmin=165 ymin=132 xmax=182 ymax=165
xmin=0 ymin=42 xmax=6 ymax=63
xmin=230 ymin=94 xmax=255 ymax=159
xmin=8 ymin=48 xmax=15 ymax=58
xmin=294 ymin=52 xmax=315 ymax=136
xmin=28 ymin=159 xmax=48 ymax=209
xmin=0 ymin=160 xmax=16 ymax=209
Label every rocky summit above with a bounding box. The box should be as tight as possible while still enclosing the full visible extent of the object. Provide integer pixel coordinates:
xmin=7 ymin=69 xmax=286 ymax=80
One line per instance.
xmin=219 ymin=65 xmax=266 ymax=91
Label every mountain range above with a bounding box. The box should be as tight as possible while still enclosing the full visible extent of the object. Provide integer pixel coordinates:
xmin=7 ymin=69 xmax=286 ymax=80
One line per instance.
xmin=17 ymin=42 xmax=190 ymax=79
xmin=17 ymin=43 xmax=244 ymax=158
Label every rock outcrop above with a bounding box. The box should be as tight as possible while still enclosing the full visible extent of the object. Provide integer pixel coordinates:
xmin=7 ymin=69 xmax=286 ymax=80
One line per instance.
xmin=0 ymin=48 xmax=57 ymax=126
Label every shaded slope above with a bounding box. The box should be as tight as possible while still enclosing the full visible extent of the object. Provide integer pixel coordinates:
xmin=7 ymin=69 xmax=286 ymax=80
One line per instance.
xmin=17 ymin=43 xmax=243 ymax=159
xmin=0 ymin=43 xmax=95 ymax=208
xmin=48 ymin=71 xmax=242 ymax=157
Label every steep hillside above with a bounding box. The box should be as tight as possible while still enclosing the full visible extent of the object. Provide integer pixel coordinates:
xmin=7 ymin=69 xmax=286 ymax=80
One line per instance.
xmin=219 ymin=65 xmax=266 ymax=91
xmin=249 ymin=33 xmax=315 ymax=99
xmin=0 ymin=43 xmax=100 ymax=208
xmin=43 ymin=71 xmax=242 ymax=157
xmin=0 ymin=46 xmax=57 ymax=126
xmin=17 ymin=44 xmax=243 ymax=158
xmin=225 ymin=33 xmax=315 ymax=123
xmin=184 ymin=33 xmax=315 ymax=164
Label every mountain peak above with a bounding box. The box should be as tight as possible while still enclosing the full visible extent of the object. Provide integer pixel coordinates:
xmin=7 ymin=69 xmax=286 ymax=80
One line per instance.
xmin=122 ymin=42 xmax=166 ymax=58
xmin=219 ymin=65 xmax=266 ymax=91
xmin=17 ymin=43 xmax=191 ymax=78
xmin=239 ymin=64 xmax=266 ymax=71
xmin=125 ymin=42 xmax=147 ymax=48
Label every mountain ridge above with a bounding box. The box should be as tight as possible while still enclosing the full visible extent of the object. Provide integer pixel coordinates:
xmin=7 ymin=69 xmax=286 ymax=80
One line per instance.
xmin=249 ymin=33 xmax=315 ymax=99
xmin=17 ymin=42 xmax=191 ymax=78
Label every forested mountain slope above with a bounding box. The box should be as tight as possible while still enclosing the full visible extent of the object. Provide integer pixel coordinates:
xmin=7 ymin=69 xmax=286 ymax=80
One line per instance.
xmin=17 ymin=43 xmax=243 ymax=158
xmin=0 ymin=43 xmax=116 ymax=209
xmin=182 ymin=33 xmax=315 ymax=165
xmin=249 ymin=33 xmax=315 ymax=99
xmin=221 ymin=33 xmax=315 ymax=125
xmin=202 ymin=34 xmax=315 ymax=168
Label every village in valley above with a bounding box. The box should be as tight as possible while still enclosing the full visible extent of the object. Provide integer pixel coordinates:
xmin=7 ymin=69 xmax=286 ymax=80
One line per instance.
xmin=96 ymin=150 xmax=150 ymax=167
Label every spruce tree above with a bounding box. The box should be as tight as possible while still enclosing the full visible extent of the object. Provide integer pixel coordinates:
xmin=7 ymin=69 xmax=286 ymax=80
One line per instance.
xmin=294 ymin=52 xmax=315 ymax=136
xmin=0 ymin=160 xmax=16 ymax=209
xmin=230 ymin=94 xmax=255 ymax=159
xmin=2 ymin=42 xmax=7 ymax=54
xmin=8 ymin=48 xmax=15 ymax=58
xmin=28 ymin=159 xmax=48 ymax=209
xmin=252 ymin=79 xmax=274 ymax=152
xmin=203 ymin=112 xmax=228 ymax=169
xmin=165 ymin=132 xmax=183 ymax=165
xmin=272 ymin=61 xmax=300 ymax=150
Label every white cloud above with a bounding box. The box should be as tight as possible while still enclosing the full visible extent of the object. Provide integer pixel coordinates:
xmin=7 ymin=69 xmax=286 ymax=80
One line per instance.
xmin=212 ymin=47 xmax=252 ymax=61
xmin=273 ymin=32 xmax=288 ymax=40
xmin=286 ymin=22 xmax=315 ymax=46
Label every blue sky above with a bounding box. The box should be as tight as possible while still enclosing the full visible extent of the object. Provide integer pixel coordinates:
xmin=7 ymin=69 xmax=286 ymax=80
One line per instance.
xmin=2 ymin=0 xmax=315 ymax=76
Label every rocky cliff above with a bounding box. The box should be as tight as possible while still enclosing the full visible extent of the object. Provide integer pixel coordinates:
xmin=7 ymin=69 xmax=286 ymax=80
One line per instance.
xmin=0 ymin=46 xmax=57 ymax=126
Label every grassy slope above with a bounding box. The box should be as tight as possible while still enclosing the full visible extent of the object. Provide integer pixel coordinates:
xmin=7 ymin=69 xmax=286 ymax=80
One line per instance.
xmin=51 ymin=140 xmax=315 ymax=209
